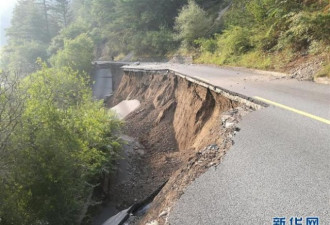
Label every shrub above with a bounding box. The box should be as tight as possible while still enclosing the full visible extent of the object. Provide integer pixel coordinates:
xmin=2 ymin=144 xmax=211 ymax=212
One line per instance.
xmin=50 ymin=33 xmax=94 ymax=73
xmin=131 ymin=28 xmax=177 ymax=56
xmin=175 ymin=0 xmax=212 ymax=48
xmin=0 ymin=64 xmax=121 ymax=224
xmin=48 ymin=22 xmax=89 ymax=55
xmin=239 ymin=50 xmax=272 ymax=69
xmin=315 ymin=63 xmax=330 ymax=78
xmin=217 ymin=26 xmax=252 ymax=56
xmin=195 ymin=38 xmax=217 ymax=53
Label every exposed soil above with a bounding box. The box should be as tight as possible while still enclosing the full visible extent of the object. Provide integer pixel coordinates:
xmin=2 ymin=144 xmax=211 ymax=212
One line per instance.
xmin=103 ymin=71 xmax=254 ymax=225
xmin=284 ymin=54 xmax=327 ymax=81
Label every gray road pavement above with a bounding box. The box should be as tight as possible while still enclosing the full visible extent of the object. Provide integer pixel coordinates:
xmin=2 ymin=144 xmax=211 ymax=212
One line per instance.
xmin=124 ymin=63 xmax=330 ymax=225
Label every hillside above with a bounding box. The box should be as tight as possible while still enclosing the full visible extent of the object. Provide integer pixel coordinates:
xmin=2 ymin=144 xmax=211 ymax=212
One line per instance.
xmin=1 ymin=0 xmax=329 ymax=79
xmin=195 ymin=0 xmax=330 ymax=80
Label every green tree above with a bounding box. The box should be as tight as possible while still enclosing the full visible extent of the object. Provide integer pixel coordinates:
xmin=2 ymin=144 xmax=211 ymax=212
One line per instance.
xmin=3 ymin=0 xmax=61 ymax=74
xmin=6 ymin=0 xmax=50 ymax=43
xmin=0 ymin=64 xmax=121 ymax=224
xmin=175 ymin=0 xmax=212 ymax=48
xmin=130 ymin=28 xmax=177 ymax=56
xmin=0 ymin=71 xmax=25 ymax=174
xmin=51 ymin=0 xmax=72 ymax=28
xmin=2 ymin=40 xmax=47 ymax=75
xmin=70 ymin=0 xmax=188 ymax=57
xmin=47 ymin=21 xmax=89 ymax=55
xmin=50 ymin=33 xmax=94 ymax=73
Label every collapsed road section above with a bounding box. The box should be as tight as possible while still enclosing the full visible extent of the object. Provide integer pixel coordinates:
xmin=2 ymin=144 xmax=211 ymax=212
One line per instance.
xmin=94 ymin=64 xmax=266 ymax=225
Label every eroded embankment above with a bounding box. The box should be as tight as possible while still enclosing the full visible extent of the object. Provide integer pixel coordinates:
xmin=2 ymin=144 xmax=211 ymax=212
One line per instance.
xmin=108 ymin=70 xmax=257 ymax=225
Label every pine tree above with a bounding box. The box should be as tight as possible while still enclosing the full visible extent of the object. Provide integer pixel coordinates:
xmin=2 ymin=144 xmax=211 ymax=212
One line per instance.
xmin=51 ymin=0 xmax=72 ymax=28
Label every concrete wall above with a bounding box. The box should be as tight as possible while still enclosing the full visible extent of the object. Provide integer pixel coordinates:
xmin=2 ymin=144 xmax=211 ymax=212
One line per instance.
xmin=92 ymin=62 xmax=128 ymax=100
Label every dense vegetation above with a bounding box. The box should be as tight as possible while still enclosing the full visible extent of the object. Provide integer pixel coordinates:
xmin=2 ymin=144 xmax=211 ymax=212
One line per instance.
xmin=0 ymin=64 xmax=121 ymax=224
xmin=196 ymin=0 xmax=330 ymax=75
xmin=0 ymin=0 xmax=223 ymax=75
xmin=0 ymin=1 xmax=124 ymax=224
xmin=2 ymin=0 xmax=328 ymax=76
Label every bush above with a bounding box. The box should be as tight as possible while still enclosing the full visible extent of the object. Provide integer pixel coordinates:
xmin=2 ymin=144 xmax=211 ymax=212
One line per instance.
xmin=50 ymin=33 xmax=94 ymax=73
xmin=217 ymin=26 xmax=252 ymax=56
xmin=131 ymin=28 xmax=177 ymax=56
xmin=307 ymin=12 xmax=330 ymax=44
xmin=239 ymin=50 xmax=272 ymax=69
xmin=195 ymin=38 xmax=217 ymax=53
xmin=175 ymin=0 xmax=212 ymax=48
xmin=48 ymin=21 xmax=90 ymax=55
xmin=0 ymin=64 xmax=121 ymax=224
xmin=195 ymin=26 xmax=254 ymax=65
xmin=315 ymin=63 xmax=330 ymax=78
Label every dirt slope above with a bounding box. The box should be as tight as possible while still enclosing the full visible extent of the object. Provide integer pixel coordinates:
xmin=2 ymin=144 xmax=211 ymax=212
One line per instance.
xmin=108 ymin=71 xmax=253 ymax=225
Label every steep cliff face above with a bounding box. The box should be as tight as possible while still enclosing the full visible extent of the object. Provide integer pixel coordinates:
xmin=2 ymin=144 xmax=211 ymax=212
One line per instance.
xmin=113 ymin=71 xmax=240 ymax=152
xmin=108 ymin=70 xmax=253 ymax=224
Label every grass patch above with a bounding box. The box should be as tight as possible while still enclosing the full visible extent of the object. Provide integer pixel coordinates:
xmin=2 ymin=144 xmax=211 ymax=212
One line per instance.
xmin=195 ymin=46 xmax=299 ymax=72
xmin=315 ymin=63 xmax=330 ymax=78
xmin=196 ymin=50 xmax=273 ymax=70
xmin=238 ymin=51 xmax=272 ymax=69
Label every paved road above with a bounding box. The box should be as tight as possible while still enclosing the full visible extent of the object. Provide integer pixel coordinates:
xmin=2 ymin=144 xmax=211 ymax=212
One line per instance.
xmin=124 ymin=63 xmax=330 ymax=225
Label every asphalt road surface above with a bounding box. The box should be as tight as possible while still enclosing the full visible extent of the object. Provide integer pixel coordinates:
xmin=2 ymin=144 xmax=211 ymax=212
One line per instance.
xmin=124 ymin=63 xmax=330 ymax=225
